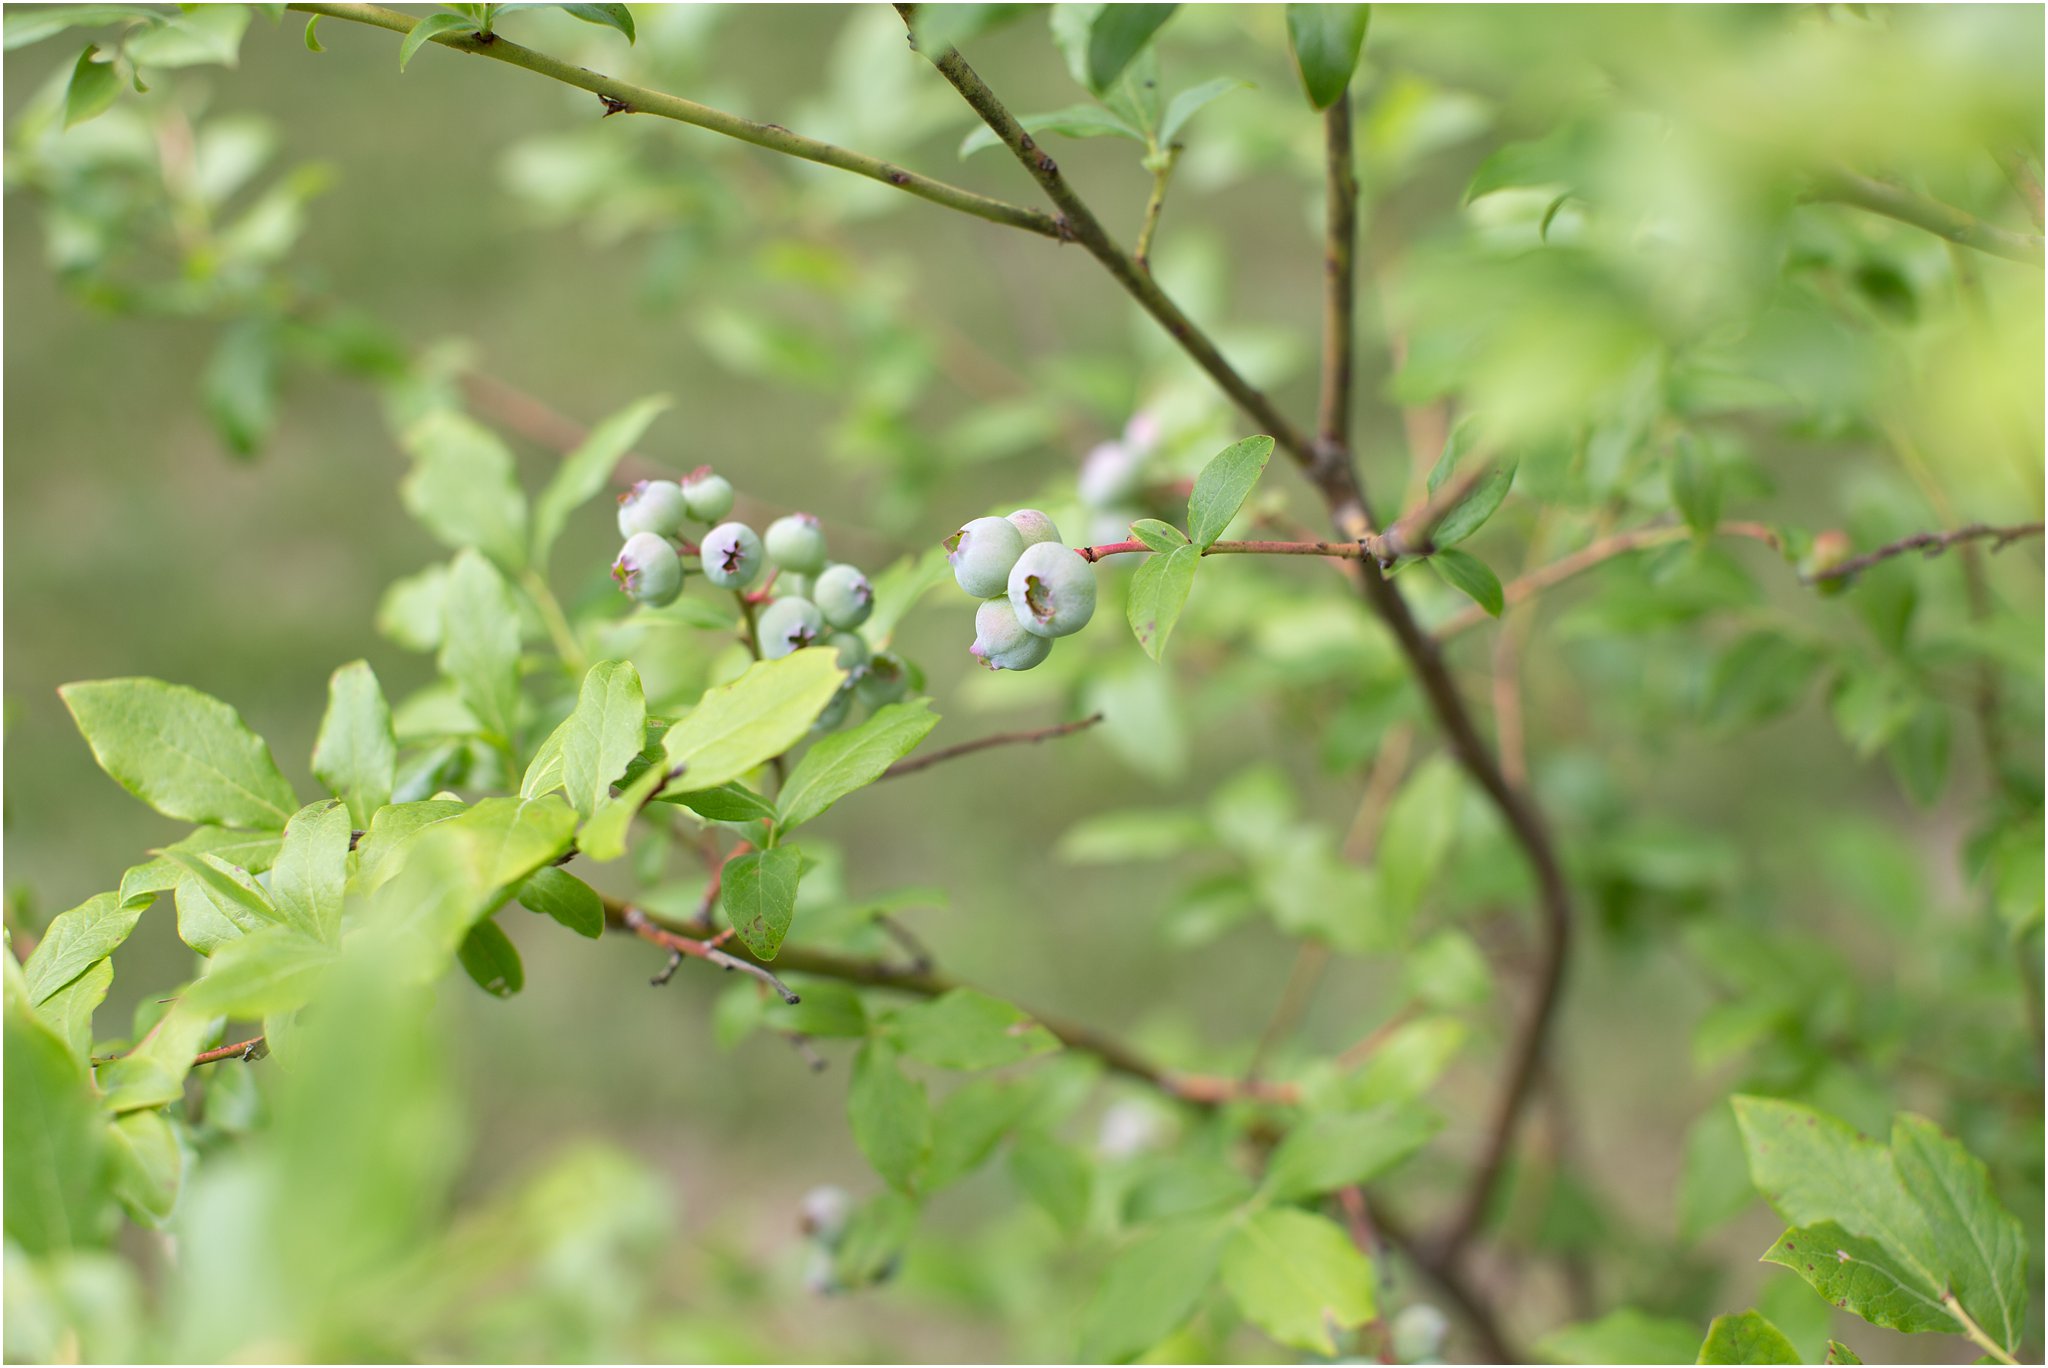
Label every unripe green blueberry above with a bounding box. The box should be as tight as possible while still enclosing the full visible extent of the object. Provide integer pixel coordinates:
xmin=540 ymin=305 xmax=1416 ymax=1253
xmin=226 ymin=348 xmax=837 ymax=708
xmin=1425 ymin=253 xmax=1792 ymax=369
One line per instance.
xmin=1007 ymin=541 xmax=1097 ymax=638
xmin=778 ymin=572 xmax=814 ymax=602
xmin=855 ymin=650 xmax=910 ymax=707
xmin=824 ymin=630 xmax=869 ymax=672
xmin=814 ymin=563 xmax=874 ymax=629
xmin=810 ymin=682 xmax=855 ymax=734
xmin=681 ymin=471 xmax=735 ymax=523
xmin=1007 ymin=508 xmax=1061 ymax=547
xmin=765 ymin=513 xmax=829 ymax=575
xmin=617 ymin=479 xmax=689 ymax=539
xmin=970 ymin=597 xmax=1052 ymax=672
xmin=756 ymin=595 xmax=823 ymax=658
xmin=1391 ymin=1304 xmax=1449 ymax=1364
xmin=700 ymin=521 xmax=764 ymax=589
xmin=946 ymin=515 xmax=1024 ymax=598
xmin=612 ymin=532 xmax=683 ymax=606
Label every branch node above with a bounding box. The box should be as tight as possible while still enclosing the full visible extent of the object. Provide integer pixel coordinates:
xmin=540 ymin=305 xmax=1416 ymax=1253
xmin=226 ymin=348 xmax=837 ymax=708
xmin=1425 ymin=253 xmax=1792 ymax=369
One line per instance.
xmin=599 ymin=94 xmax=631 ymax=117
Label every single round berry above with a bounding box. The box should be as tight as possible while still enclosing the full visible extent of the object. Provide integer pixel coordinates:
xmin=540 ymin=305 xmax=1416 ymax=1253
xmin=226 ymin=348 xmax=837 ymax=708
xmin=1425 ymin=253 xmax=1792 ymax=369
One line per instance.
xmin=681 ymin=472 xmax=735 ymax=523
xmin=971 ymin=597 xmax=1051 ymax=672
xmin=699 ymin=521 xmax=764 ymax=589
xmin=824 ymin=630 xmax=869 ymax=672
xmin=765 ymin=513 xmax=829 ymax=575
xmin=1007 ymin=541 xmax=1097 ymax=639
xmin=855 ymin=651 xmax=910 ymax=707
xmin=946 ymin=515 xmax=1025 ymax=598
xmin=1391 ymin=1305 xmax=1450 ymax=1364
xmin=1007 ymin=508 xmax=1061 ymax=548
xmin=756 ymin=595 xmax=823 ymax=659
xmin=813 ymin=563 xmax=874 ymax=629
xmin=617 ymin=479 xmax=689 ymax=539
xmin=613 ymin=532 xmax=684 ymax=606
xmin=800 ymin=1185 xmax=852 ymax=1243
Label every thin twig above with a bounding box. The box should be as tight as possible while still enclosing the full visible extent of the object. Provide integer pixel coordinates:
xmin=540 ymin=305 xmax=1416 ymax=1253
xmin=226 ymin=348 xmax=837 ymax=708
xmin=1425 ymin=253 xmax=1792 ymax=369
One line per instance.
xmin=191 ymin=1035 xmax=268 ymax=1066
xmin=623 ymin=905 xmax=800 ymax=1004
xmin=1435 ymin=521 xmax=1782 ymax=640
xmin=1810 ymin=166 xmax=2045 ymax=267
xmin=1805 ymin=521 xmax=2043 ymax=583
xmin=1318 ymin=92 xmax=1358 ymax=465
xmin=286 ymin=3 xmax=1065 ymax=240
xmin=1075 ymin=537 xmax=1369 ymax=563
xmin=881 ymin=713 xmax=1103 ymax=779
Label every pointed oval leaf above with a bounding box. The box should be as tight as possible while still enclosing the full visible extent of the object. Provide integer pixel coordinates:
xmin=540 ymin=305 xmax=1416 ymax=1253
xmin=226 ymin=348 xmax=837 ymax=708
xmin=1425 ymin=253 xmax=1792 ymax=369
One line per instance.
xmin=60 ymin=678 xmax=297 ymax=829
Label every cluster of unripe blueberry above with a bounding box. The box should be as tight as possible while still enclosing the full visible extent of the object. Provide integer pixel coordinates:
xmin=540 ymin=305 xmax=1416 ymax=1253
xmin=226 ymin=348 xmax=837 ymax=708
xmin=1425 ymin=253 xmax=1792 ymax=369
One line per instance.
xmin=612 ymin=471 xmax=906 ymax=728
xmin=946 ymin=508 xmax=1098 ymax=672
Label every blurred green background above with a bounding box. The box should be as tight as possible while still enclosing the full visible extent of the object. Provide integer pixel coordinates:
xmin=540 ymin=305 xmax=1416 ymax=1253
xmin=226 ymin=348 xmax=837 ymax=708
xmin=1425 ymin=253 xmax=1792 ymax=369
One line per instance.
xmin=5 ymin=4 xmax=2042 ymax=1361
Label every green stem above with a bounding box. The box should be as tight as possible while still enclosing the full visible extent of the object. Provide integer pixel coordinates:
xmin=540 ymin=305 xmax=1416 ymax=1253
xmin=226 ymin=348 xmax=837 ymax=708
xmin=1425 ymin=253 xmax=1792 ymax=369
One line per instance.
xmin=1943 ymin=1292 xmax=2019 ymax=1366
xmin=520 ymin=568 xmax=587 ymax=675
xmin=1811 ymin=166 xmax=2044 ymax=267
xmin=284 ymin=2 xmax=1065 ymax=240
xmin=1133 ymin=144 xmax=1179 ymax=272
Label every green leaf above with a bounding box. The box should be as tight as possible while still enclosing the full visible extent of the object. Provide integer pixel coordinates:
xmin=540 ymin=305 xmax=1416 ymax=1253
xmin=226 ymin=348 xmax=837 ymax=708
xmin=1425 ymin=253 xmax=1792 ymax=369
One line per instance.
xmin=23 ymin=892 xmax=142 ymax=1005
xmin=926 ymin=1075 xmax=1038 ymax=1189
xmin=1221 ymin=1206 xmax=1376 ymax=1354
xmin=1733 ymin=1097 xmax=1935 ymax=1262
xmin=1284 ymin=4 xmax=1370 ymax=109
xmin=888 ymin=988 xmax=1059 ymax=1070
xmin=1671 ymin=434 xmax=1723 ymax=535
xmin=778 ymin=700 xmax=939 ymax=831
xmin=59 ymin=678 xmax=297 ymax=829
xmin=721 ymin=846 xmax=804 ymax=960
xmin=554 ymin=660 xmax=648 ymax=820
xmin=123 ymin=3 xmax=247 ymax=67
xmin=1697 ymin=1311 xmax=1801 ymax=1365
xmin=1706 ymin=633 xmax=1824 ymax=729
xmin=530 ymin=394 xmax=667 ymax=567
xmin=848 ymin=1040 xmax=930 ymax=1193
xmin=63 ymin=44 xmax=120 ymax=127
xmin=457 ymin=917 xmax=524 ymax=997
xmin=359 ymin=796 xmax=576 ymax=968
xmin=1079 ymin=1217 xmax=1227 ymax=1362
xmin=180 ymin=926 xmax=336 ymax=1019
xmin=303 ymin=13 xmax=322 ymax=50
xmin=4 ymin=6 xmax=163 ymax=50
xmin=1888 ymin=1113 xmax=2027 ymax=1354
xmin=106 ymin=1109 xmax=181 ymax=1227
xmin=159 ymin=848 xmax=280 ymax=931
xmin=202 ymin=317 xmax=280 ymax=458
xmin=1539 ymin=1309 xmax=1707 ymax=1366
xmin=1885 ymin=704 xmax=1951 ymax=806
xmin=832 ymin=1189 xmax=920 ymax=1288
xmin=1824 ymin=1340 xmax=1863 ymax=1364
xmin=1010 ymin=1132 xmax=1092 ymax=1234
xmin=516 ymin=866 xmax=604 ymax=939
xmin=1261 ymin=1103 xmax=1441 ymax=1201
xmin=1376 ymin=755 xmax=1463 ymax=929
xmin=1761 ymin=1222 xmax=1958 ymax=1337
xmin=400 ymin=409 xmax=529 ymax=573
xmin=121 ymin=829 xmax=279 ymax=907
xmin=1082 ymin=3 xmax=1176 ymax=94
xmin=1429 ymin=547 xmax=1503 ymax=616
xmin=557 ymin=3 xmax=634 ymax=42
xmin=268 ymin=800 xmax=351 ymax=945
xmin=96 ymin=1000 xmax=215 ymax=1113
xmin=398 ymin=10 xmax=473 ymax=69
xmin=576 ymin=762 xmax=663 ymax=863
xmin=1127 ymin=543 xmax=1200 ymax=660
xmin=437 ymin=549 xmax=524 ymax=747
xmin=1158 ymin=76 xmax=1248 ymax=146
xmin=312 ymin=661 xmax=396 ymax=827
xmin=1429 ymin=460 xmax=1517 ymax=548
xmin=1130 ymin=517 xmax=1190 ymax=552
xmin=660 ymin=782 xmax=777 ymax=825
xmin=35 ymin=957 xmax=111 ymax=1061
xmin=660 ymin=649 xmax=845 ymax=794
xmin=1187 ymin=435 xmax=1274 ymax=549
xmin=959 ymin=104 xmax=1145 ymax=159
xmin=4 ymin=998 xmax=111 ymax=1253
xmin=1465 ymin=120 xmax=1598 ymax=202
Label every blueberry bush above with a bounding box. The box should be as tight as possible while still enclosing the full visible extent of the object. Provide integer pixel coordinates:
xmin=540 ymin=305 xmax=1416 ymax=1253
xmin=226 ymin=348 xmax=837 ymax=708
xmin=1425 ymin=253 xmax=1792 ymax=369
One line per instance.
xmin=4 ymin=4 xmax=2043 ymax=1363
